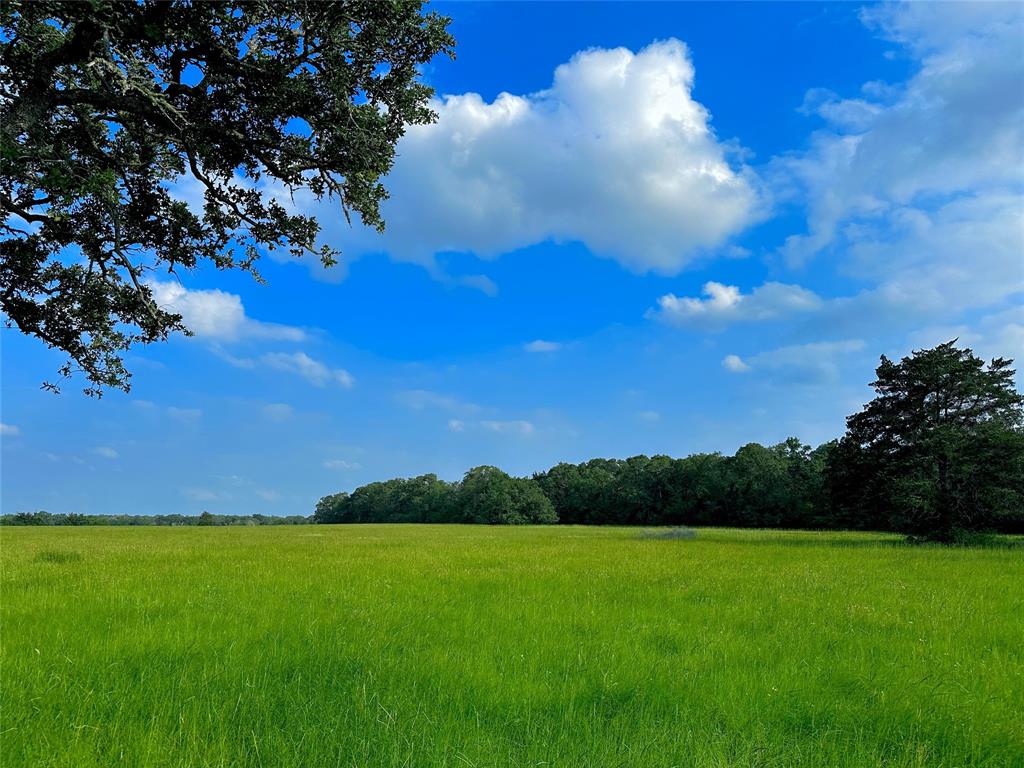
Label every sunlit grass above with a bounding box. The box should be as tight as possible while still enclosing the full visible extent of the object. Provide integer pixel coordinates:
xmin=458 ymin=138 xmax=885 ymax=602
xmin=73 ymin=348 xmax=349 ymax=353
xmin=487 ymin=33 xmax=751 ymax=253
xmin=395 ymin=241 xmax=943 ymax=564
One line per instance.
xmin=2 ymin=525 xmax=1021 ymax=767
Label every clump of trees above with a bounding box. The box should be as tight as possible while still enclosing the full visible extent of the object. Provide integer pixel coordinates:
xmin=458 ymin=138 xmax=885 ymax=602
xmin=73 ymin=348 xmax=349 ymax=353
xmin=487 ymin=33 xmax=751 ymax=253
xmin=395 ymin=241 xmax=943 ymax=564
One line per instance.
xmin=316 ymin=343 xmax=1023 ymax=541
xmin=1 ymin=511 xmax=311 ymax=526
xmin=314 ymin=466 xmax=555 ymax=525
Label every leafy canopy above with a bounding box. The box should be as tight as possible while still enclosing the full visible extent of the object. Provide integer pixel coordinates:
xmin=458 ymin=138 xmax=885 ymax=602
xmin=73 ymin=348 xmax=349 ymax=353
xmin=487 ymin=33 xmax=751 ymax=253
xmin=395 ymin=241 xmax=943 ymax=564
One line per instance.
xmin=837 ymin=341 xmax=1023 ymax=541
xmin=0 ymin=0 xmax=453 ymax=394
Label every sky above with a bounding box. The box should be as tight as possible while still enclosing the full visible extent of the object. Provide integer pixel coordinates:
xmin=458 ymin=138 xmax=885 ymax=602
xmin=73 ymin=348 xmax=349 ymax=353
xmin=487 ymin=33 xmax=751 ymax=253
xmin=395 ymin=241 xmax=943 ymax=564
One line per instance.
xmin=2 ymin=1 xmax=1022 ymax=517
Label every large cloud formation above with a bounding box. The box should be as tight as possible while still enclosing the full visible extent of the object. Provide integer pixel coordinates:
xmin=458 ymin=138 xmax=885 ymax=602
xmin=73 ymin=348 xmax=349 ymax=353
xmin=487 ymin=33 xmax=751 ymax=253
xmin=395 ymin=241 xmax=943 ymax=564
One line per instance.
xmin=654 ymin=3 xmax=1023 ymax=343
xmin=335 ymin=40 xmax=759 ymax=274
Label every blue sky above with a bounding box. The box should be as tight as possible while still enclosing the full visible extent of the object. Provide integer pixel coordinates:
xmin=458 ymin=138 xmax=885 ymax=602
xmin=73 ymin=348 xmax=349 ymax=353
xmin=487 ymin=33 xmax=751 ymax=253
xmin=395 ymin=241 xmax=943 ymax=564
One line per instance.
xmin=2 ymin=1 xmax=1022 ymax=516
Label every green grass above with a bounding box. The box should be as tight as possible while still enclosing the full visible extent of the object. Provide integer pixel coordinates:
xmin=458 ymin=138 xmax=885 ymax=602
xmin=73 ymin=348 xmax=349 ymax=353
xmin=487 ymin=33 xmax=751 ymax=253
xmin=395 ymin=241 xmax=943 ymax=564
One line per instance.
xmin=2 ymin=526 xmax=1022 ymax=767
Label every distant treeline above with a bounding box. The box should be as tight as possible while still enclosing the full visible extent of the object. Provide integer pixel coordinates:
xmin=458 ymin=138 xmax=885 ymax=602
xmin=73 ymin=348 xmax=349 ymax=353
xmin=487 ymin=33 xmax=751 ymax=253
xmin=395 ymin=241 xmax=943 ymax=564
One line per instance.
xmin=313 ymin=442 xmax=835 ymax=528
xmin=313 ymin=435 xmax=1023 ymax=535
xmin=1 ymin=511 xmax=311 ymax=526
xmin=316 ymin=343 xmax=1024 ymax=541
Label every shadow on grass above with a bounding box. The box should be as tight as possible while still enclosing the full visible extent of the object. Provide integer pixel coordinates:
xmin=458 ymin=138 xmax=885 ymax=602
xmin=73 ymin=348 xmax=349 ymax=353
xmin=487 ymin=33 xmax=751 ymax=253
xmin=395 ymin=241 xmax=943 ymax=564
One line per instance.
xmin=706 ymin=531 xmax=1024 ymax=550
xmin=34 ymin=549 xmax=84 ymax=564
xmin=638 ymin=527 xmax=698 ymax=541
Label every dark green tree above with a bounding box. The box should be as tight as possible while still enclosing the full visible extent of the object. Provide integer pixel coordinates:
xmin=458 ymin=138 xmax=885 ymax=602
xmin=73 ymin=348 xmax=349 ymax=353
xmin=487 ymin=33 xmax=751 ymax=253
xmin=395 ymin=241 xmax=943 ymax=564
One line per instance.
xmin=313 ymin=492 xmax=350 ymax=524
xmin=1 ymin=0 xmax=454 ymax=394
xmin=458 ymin=466 xmax=557 ymax=525
xmin=835 ymin=341 xmax=1023 ymax=542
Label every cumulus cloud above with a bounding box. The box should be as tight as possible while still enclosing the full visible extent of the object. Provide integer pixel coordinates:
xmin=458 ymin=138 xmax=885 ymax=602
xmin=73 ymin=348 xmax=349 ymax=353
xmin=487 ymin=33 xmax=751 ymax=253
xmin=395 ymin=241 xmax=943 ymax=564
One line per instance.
xmin=722 ymin=354 xmax=751 ymax=373
xmin=447 ymin=419 xmax=465 ymax=432
xmin=93 ymin=446 xmax=118 ymax=459
xmin=148 ymin=281 xmax=305 ymax=342
xmin=0 ymin=423 xmax=20 ymax=436
xmin=324 ymin=40 xmax=758 ymax=274
xmin=524 ymin=340 xmax=562 ymax=353
xmin=650 ymin=281 xmax=821 ymax=328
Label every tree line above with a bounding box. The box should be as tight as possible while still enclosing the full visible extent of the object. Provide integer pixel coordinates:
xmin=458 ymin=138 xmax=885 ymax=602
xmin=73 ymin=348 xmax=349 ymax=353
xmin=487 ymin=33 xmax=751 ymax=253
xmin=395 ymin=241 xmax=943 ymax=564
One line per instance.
xmin=7 ymin=343 xmax=1022 ymax=542
xmin=316 ymin=343 xmax=1023 ymax=542
xmin=1 ymin=511 xmax=311 ymax=527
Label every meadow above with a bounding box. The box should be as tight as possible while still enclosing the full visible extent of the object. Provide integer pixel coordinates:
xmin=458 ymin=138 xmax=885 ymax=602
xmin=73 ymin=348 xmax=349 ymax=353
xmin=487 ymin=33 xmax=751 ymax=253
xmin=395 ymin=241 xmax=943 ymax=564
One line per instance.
xmin=1 ymin=525 xmax=1021 ymax=767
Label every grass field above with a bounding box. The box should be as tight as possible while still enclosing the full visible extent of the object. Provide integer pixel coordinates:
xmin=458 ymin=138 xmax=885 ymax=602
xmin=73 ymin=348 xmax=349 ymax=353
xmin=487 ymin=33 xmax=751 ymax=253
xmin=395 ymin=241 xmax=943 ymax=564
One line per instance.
xmin=1 ymin=526 xmax=1022 ymax=767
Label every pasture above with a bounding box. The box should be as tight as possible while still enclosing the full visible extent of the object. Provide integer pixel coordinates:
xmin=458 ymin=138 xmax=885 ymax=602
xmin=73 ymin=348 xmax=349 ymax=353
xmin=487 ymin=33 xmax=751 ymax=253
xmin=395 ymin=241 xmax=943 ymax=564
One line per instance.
xmin=1 ymin=526 xmax=1021 ymax=767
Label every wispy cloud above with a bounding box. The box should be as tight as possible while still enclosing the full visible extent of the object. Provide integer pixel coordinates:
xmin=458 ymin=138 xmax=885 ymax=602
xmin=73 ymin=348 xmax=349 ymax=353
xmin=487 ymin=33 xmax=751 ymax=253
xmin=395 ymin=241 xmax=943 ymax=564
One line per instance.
xmin=261 ymin=403 xmax=294 ymax=422
xmin=480 ymin=419 xmax=535 ymax=436
xmin=524 ymin=340 xmax=562 ymax=353
xmin=396 ymin=389 xmax=481 ymax=414
xmin=323 ymin=459 xmax=362 ymax=470
xmin=222 ymin=351 xmax=354 ymax=388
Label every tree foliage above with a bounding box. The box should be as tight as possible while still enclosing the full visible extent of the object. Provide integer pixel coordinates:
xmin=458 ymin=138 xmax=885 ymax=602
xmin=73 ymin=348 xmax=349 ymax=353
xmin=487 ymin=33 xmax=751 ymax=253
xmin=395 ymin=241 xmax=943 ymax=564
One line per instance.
xmin=829 ymin=341 xmax=1024 ymax=541
xmin=0 ymin=0 xmax=453 ymax=393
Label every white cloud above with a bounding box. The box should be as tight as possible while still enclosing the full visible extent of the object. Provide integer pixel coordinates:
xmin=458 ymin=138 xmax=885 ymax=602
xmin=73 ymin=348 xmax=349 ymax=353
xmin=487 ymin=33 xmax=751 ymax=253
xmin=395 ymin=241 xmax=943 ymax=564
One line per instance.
xmin=655 ymin=192 xmax=1023 ymax=338
xmin=524 ymin=340 xmax=561 ymax=353
xmin=775 ymin=3 xmax=1024 ymax=269
xmin=742 ymin=340 xmax=866 ymax=385
xmin=907 ymin=306 xmax=1024 ymax=385
xmin=255 ymin=489 xmax=281 ymax=502
xmin=261 ymin=403 xmax=294 ymax=422
xmin=651 ymin=281 xmax=821 ymax=328
xmin=637 ymin=410 xmax=661 ymax=423
xmin=260 ymin=352 xmax=354 ymax=388
xmin=722 ymin=354 xmax=751 ymax=373
xmin=0 ymin=423 xmax=20 ymax=436
xmin=447 ymin=419 xmax=465 ymax=432
xmin=480 ymin=419 xmax=535 ymax=436
xmin=93 ymin=446 xmax=118 ymax=459
xmin=327 ymin=40 xmax=758 ymax=274
xmin=323 ymin=459 xmax=361 ymax=470
xmin=454 ymin=274 xmax=499 ymax=297
xmin=148 ymin=281 xmax=305 ymax=342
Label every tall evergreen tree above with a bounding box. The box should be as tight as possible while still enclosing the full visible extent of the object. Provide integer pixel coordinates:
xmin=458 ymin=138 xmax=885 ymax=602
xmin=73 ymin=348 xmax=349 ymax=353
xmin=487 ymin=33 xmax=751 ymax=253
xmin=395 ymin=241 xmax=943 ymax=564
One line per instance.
xmin=835 ymin=341 xmax=1023 ymax=541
